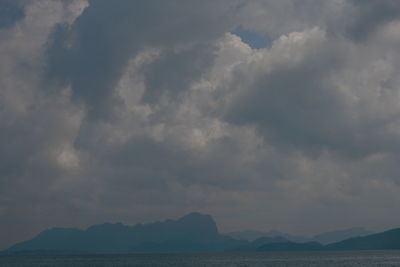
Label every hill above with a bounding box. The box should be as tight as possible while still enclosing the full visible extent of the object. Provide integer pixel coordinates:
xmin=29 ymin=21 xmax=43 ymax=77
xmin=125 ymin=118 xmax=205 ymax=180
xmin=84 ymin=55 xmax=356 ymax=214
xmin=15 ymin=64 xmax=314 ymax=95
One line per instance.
xmin=258 ymin=241 xmax=323 ymax=252
xmin=6 ymin=213 xmax=400 ymax=253
xmin=313 ymin=227 xmax=373 ymax=245
xmin=230 ymin=236 xmax=289 ymax=252
xmin=225 ymin=230 xmax=310 ymax=243
xmin=326 ymin=228 xmax=400 ymax=250
xmin=7 ymin=213 xmax=243 ymax=254
xmin=257 ymin=228 xmax=400 ymax=252
xmin=226 ymin=227 xmax=372 ymax=244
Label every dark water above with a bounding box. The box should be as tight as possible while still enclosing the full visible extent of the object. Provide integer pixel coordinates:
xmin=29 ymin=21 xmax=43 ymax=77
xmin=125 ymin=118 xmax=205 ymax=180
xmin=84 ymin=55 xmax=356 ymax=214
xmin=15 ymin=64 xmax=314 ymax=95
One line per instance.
xmin=1 ymin=251 xmax=400 ymax=267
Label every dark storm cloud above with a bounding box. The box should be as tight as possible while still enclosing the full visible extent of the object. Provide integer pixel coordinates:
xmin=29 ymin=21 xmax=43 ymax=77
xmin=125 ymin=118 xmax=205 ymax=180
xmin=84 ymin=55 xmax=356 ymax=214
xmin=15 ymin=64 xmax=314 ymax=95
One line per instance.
xmin=225 ymin=47 xmax=351 ymax=156
xmin=3 ymin=0 xmax=400 ymax=250
xmin=46 ymin=0 xmax=238 ymax=119
xmin=142 ymin=43 xmax=217 ymax=104
xmin=345 ymin=0 xmax=400 ymax=41
xmin=0 ymin=99 xmax=83 ymax=248
xmin=227 ymin=54 xmax=400 ymax=157
xmin=104 ymin=137 xmax=269 ymax=190
xmin=238 ymin=0 xmax=400 ymax=43
xmin=225 ymin=2 xmax=400 ymax=158
xmin=0 ymin=0 xmax=251 ymax=248
xmin=223 ymin=37 xmax=377 ymax=158
xmin=0 ymin=0 xmax=25 ymax=29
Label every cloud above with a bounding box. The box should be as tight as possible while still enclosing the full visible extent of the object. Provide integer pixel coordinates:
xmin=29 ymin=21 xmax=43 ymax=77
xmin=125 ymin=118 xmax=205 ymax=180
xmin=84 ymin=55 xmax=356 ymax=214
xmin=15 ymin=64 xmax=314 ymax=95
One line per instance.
xmin=344 ymin=0 xmax=400 ymax=41
xmin=45 ymin=0 xmax=239 ymax=119
xmin=2 ymin=0 xmax=400 ymax=249
xmin=141 ymin=43 xmax=217 ymax=104
xmin=225 ymin=28 xmax=352 ymax=155
xmin=0 ymin=0 xmax=25 ymax=29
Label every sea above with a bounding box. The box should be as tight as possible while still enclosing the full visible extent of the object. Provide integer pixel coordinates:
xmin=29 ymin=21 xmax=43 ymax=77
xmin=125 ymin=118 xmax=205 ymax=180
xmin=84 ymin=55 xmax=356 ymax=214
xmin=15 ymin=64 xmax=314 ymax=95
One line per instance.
xmin=1 ymin=250 xmax=400 ymax=267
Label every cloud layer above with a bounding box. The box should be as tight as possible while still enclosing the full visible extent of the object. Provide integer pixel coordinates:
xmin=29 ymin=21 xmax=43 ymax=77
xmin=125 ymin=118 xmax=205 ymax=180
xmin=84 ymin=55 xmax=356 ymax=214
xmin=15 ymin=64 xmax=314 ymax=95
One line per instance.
xmin=2 ymin=0 xmax=400 ymax=247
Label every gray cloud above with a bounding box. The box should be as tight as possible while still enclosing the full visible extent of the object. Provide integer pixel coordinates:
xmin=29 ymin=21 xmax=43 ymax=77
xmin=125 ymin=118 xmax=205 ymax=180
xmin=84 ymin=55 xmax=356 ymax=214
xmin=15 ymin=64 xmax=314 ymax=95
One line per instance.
xmin=142 ymin=43 xmax=217 ymax=104
xmin=46 ymin=0 xmax=238 ymax=119
xmin=236 ymin=0 xmax=400 ymax=43
xmin=225 ymin=34 xmax=350 ymax=156
xmin=0 ymin=0 xmax=25 ymax=29
xmin=3 ymin=0 xmax=400 ymax=249
xmin=345 ymin=0 xmax=400 ymax=41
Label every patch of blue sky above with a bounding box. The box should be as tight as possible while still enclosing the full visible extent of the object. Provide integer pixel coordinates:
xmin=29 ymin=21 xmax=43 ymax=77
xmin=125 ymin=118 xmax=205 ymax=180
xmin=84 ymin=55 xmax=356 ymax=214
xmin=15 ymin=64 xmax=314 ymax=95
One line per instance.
xmin=232 ymin=25 xmax=271 ymax=49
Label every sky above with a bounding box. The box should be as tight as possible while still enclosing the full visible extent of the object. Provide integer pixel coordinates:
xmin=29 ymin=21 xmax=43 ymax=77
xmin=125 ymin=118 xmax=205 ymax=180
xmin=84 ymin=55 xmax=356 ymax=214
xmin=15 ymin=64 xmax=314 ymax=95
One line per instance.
xmin=2 ymin=0 xmax=400 ymax=248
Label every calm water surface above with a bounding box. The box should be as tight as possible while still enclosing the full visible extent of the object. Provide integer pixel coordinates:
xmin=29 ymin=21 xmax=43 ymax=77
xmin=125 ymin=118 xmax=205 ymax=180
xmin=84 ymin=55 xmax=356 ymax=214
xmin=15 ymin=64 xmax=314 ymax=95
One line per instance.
xmin=1 ymin=251 xmax=400 ymax=267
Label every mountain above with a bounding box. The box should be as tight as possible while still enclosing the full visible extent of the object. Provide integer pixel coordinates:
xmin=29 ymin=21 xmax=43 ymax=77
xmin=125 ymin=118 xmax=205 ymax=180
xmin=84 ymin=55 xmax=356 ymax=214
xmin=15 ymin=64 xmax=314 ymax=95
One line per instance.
xmin=225 ymin=230 xmax=310 ymax=243
xmin=7 ymin=213 xmax=400 ymax=254
xmin=258 ymin=241 xmax=323 ymax=252
xmin=7 ymin=212 xmax=243 ymax=254
xmin=326 ymin=228 xmax=400 ymax=250
xmin=226 ymin=228 xmax=373 ymax=245
xmin=257 ymin=228 xmax=400 ymax=251
xmin=225 ymin=230 xmax=269 ymax=241
xmin=230 ymin=236 xmax=289 ymax=252
xmin=313 ymin=227 xmax=373 ymax=245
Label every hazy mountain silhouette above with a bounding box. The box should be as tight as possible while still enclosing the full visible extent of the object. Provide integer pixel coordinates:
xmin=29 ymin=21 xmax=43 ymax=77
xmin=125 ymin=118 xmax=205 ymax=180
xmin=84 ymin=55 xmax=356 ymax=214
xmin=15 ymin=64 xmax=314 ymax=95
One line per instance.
xmin=325 ymin=228 xmax=400 ymax=250
xmin=257 ymin=228 xmax=400 ymax=252
xmin=5 ymin=213 xmax=400 ymax=254
xmin=313 ymin=227 xmax=373 ymax=245
xmin=230 ymin=236 xmax=289 ymax=252
xmin=226 ymin=227 xmax=373 ymax=245
xmin=258 ymin=241 xmax=323 ymax=252
xmin=225 ymin=230 xmax=310 ymax=243
xmin=7 ymin=213 xmax=243 ymax=254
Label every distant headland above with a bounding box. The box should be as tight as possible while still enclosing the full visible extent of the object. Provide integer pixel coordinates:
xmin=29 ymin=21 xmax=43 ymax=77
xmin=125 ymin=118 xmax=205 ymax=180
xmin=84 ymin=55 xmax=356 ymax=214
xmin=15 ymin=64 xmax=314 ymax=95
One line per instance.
xmin=2 ymin=212 xmax=400 ymax=254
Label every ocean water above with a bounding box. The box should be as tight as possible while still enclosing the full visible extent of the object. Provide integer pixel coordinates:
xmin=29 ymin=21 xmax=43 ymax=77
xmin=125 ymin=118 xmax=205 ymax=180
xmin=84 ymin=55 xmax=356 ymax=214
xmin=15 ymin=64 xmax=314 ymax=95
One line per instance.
xmin=1 ymin=251 xmax=400 ymax=267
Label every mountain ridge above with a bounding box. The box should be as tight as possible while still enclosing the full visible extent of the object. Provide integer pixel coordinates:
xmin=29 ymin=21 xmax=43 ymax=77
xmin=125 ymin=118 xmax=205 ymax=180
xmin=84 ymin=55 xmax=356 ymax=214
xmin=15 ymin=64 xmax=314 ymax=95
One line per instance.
xmin=6 ymin=212 xmax=243 ymax=254
xmin=313 ymin=227 xmax=373 ymax=245
xmin=326 ymin=228 xmax=400 ymax=250
xmin=3 ymin=213 xmax=400 ymax=254
xmin=225 ymin=227 xmax=373 ymax=244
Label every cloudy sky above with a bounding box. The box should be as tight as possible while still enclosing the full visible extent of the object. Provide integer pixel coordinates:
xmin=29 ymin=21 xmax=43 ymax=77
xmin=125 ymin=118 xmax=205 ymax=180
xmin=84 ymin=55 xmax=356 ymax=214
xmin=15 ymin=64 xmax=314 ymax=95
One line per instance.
xmin=2 ymin=0 xmax=400 ymax=248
